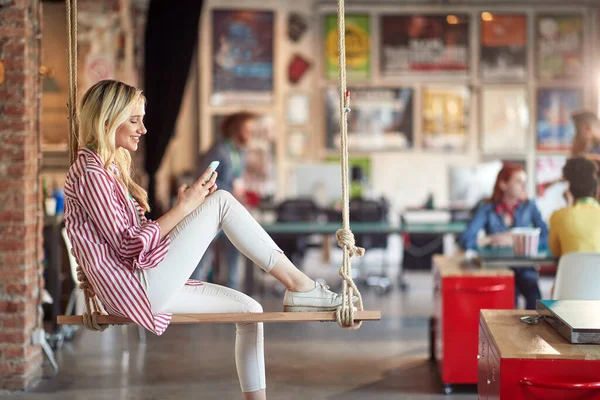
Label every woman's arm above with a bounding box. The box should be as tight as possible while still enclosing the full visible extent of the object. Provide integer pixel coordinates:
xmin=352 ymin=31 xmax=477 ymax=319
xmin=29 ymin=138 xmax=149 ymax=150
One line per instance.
xmin=155 ymin=203 xmax=188 ymax=239
xmin=78 ymin=171 xmax=170 ymax=269
xmin=584 ymin=153 xmax=600 ymax=162
xmin=530 ymin=200 xmax=549 ymax=248
xmin=571 ymin=134 xmax=589 ymax=156
xmin=459 ymin=204 xmax=489 ymax=250
xmin=155 ymin=167 xmax=219 ymax=237
xmin=548 ymin=212 xmax=562 ymax=257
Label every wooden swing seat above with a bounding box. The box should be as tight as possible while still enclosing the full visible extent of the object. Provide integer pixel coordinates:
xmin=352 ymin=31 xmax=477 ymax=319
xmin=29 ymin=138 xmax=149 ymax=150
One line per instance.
xmin=57 ymin=311 xmax=381 ymax=325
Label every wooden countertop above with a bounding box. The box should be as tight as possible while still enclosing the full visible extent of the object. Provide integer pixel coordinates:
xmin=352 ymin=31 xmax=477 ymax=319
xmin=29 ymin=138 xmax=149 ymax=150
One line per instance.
xmin=433 ymin=254 xmax=513 ymax=277
xmin=481 ymin=310 xmax=600 ymax=360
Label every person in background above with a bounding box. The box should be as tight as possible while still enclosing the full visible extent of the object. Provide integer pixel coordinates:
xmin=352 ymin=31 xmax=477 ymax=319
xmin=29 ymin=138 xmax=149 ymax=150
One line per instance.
xmin=572 ymin=111 xmax=600 ymax=160
xmin=549 ymin=157 xmax=600 ymax=258
xmin=459 ymin=163 xmax=549 ymax=310
xmin=191 ymin=112 xmax=257 ymax=289
xmin=538 ymin=111 xmax=600 ymax=197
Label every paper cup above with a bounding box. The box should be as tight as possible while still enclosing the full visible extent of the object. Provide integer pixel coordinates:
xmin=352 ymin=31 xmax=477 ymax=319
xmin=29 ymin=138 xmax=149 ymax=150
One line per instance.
xmin=511 ymin=228 xmax=541 ymax=257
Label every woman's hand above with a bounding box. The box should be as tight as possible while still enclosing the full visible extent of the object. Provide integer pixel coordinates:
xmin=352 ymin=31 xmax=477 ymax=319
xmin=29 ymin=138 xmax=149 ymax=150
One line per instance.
xmin=176 ymin=168 xmax=218 ymax=214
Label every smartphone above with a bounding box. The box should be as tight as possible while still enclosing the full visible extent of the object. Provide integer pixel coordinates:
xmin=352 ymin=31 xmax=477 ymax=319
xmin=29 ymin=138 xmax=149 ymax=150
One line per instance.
xmin=203 ymin=161 xmax=220 ymax=184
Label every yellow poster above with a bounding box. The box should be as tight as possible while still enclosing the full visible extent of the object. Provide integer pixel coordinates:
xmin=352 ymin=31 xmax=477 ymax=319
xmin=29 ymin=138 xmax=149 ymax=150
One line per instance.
xmin=324 ymin=14 xmax=370 ymax=80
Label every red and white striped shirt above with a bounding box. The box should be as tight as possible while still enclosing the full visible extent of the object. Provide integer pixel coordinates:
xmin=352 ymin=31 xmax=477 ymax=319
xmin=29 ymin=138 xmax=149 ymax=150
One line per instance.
xmin=64 ymin=147 xmax=173 ymax=334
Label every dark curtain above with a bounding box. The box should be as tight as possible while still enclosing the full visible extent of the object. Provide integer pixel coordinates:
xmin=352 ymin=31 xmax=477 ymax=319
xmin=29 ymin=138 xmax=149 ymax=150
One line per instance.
xmin=143 ymin=0 xmax=203 ymax=218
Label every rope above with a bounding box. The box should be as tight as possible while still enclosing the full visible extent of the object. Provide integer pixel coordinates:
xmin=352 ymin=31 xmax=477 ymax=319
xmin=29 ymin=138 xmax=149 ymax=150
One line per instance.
xmin=66 ymin=0 xmax=79 ymax=165
xmin=66 ymin=0 xmax=106 ymax=331
xmin=335 ymin=0 xmax=365 ymax=330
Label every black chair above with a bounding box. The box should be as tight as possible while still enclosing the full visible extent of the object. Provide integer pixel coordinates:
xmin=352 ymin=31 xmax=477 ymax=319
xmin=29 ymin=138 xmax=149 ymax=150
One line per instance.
xmin=349 ymin=197 xmax=388 ymax=247
xmin=338 ymin=197 xmax=392 ymax=294
xmin=272 ymin=199 xmax=322 ymax=267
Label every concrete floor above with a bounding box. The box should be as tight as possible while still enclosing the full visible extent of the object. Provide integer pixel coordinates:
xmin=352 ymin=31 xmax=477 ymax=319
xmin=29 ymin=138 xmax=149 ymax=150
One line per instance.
xmin=2 ymin=269 xmax=553 ymax=400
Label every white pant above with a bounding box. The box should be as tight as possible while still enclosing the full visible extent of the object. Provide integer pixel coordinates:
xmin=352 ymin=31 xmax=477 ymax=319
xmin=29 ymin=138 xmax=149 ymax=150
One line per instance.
xmin=138 ymin=190 xmax=283 ymax=392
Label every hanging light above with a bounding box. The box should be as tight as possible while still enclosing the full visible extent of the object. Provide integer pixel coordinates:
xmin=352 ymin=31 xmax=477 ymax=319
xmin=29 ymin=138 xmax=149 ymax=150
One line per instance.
xmin=447 ymin=15 xmax=459 ymax=25
xmin=482 ymin=12 xmax=493 ymax=22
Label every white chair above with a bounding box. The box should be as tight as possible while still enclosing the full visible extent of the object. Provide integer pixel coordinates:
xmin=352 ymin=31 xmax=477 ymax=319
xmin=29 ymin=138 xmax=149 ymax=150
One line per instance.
xmin=61 ymin=228 xmax=147 ymax=344
xmin=552 ymin=252 xmax=600 ymax=300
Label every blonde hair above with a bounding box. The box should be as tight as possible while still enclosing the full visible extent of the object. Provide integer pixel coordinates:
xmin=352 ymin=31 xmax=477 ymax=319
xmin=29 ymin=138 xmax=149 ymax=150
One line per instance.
xmin=79 ymin=80 xmax=150 ymax=212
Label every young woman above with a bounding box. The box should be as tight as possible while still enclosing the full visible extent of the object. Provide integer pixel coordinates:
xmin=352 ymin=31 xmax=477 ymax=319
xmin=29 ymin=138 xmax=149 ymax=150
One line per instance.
xmin=64 ymin=80 xmax=352 ymax=400
xmin=549 ymin=157 xmax=600 ymax=257
xmin=459 ymin=163 xmax=549 ymax=310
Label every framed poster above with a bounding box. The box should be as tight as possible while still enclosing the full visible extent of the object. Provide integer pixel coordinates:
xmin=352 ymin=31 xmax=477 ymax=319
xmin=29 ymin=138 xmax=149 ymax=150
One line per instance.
xmin=323 ymin=14 xmax=370 ymax=80
xmin=537 ymin=15 xmax=583 ymax=81
xmin=536 ymin=88 xmax=583 ymax=151
xmin=324 ymin=87 xmax=413 ymax=151
xmin=536 ymin=155 xmax=568 ymax=221
xmin=211 ymin=10 xmax=274 ymax=105
xmin=286 ymin=93 xmax=310 ymax=125
xmin=536 ymin=155 xmax=566 ymax=196
xmin=422 ymin=86 xmax=470 ymax=151
xmin=481 ymin=86 xmax=528 ymax=154
xmin=380 ymin=14 xmax=469 ymax=76
xmin=480 ymin=14 xmax=527 ymax=80
xmin=288 ymin=130 xmax=308 ymax=158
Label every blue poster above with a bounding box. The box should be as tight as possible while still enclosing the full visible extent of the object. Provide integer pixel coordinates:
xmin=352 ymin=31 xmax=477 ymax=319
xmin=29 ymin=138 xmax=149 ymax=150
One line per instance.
xmin=211 ymin=10 xmax=274 ymax=105
xmin=536 ymin=88 xmax=582 ymax=151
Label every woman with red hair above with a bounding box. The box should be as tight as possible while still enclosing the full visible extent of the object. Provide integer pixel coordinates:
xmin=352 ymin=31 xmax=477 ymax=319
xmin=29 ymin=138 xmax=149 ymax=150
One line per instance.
xmin=459 ymin=163 xmax=548 ymax=309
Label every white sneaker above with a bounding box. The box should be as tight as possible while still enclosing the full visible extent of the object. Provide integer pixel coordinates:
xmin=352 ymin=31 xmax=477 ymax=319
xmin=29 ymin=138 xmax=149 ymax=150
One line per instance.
xmin=283 ymin=283 xmax=357 ymax=312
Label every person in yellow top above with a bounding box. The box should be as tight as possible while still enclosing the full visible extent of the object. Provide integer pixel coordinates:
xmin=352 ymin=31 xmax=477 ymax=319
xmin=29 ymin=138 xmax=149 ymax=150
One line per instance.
xmin=549 ymin=157 xmax=600 ymax=258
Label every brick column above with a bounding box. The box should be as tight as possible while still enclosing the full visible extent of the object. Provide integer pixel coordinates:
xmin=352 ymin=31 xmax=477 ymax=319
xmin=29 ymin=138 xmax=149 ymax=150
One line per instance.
xmin=0 ymin=0 xmax=44 ymax=391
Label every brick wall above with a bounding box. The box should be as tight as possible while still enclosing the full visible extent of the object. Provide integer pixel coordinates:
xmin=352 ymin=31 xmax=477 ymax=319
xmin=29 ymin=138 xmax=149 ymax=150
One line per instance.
xmin=0 ymin=0 xmax=44 ymax=391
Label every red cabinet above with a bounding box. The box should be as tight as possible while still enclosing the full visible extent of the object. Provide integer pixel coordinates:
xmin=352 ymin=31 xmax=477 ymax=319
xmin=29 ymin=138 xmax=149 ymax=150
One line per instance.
xmin=432 ymin=255 xmax=514 ymax=393
xmin=479 ymin=310 xmax=600 ymax=400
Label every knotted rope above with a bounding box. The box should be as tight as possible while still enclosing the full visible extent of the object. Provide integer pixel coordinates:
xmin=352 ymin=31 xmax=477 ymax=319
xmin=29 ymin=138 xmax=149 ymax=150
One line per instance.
xmin=66 ymin=0 xmax=107 ymax=331
xmin=335 ymin=0 xmax=365 ymax=330
xmin=76 ymin=266 xmax=108 ymax=331
xmin=66 ymin=0 xmax=79 ymax=165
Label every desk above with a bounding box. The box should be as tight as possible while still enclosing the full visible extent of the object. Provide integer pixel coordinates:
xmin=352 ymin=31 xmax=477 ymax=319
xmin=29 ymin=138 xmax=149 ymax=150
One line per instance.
xmin=256 ymin=221 xmax=465 ymax=235
xmin=402 ymin=221 xmax=466 ymax=271
xmin=431 ymin=255 xmax=514 ymax=393
xmin=478 ymin=247 xmax=557 ymax=269
xmin=403 ymin=221 xmax=466 ymax=234
xmin=244 ymin=222 xmax=403 ymax=295
xmin=243 ymin=221 xmax=469 ymax=294
xmin=479 ymin=310 xmax=600 ymax=399
xmin=260 ymin=222 xmax=403 ymax=235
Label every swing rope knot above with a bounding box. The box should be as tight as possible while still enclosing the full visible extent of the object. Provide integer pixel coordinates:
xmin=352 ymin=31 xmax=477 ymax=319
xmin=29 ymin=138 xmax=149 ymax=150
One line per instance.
xmin=336 ymin=229 xmax=365 ymax=258
xmin=82 ymin=311 xmax=108 ymax=332
xmin=335 ymin=265 xmax=364 ymax=330
xmin=76 ymin=265 xmax=107 ymax=331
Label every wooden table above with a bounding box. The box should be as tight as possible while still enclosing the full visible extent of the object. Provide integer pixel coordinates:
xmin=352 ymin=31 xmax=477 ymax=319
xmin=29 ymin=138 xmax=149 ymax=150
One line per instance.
xmin=479 ymin=310 xmax=600 ymax=399
xmin=245 ymin=222 xmax=404 ymax=295
xmin=245 ymin=221 xmax=467 ymax=295
xmin=477 ymin=247 xmax=557 ymax=269
xmin=432 ymin=255 xmax=514 ymax=394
